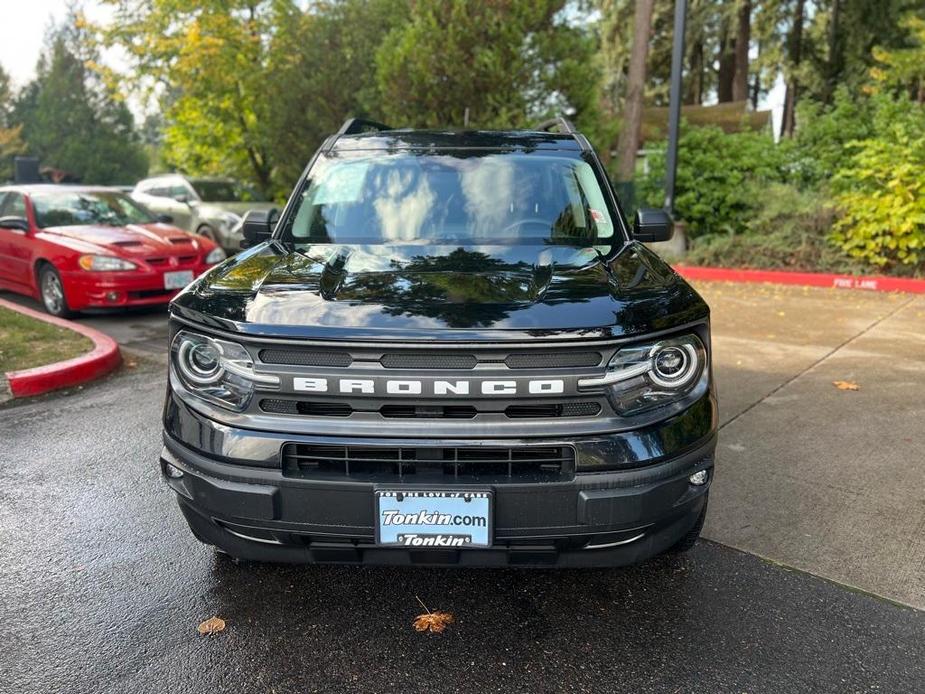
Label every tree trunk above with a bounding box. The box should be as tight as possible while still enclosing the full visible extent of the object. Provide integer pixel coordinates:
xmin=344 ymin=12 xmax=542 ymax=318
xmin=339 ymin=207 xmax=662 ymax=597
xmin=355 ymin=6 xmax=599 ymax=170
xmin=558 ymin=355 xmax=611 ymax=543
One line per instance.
xmin=616 ymin=0 xmax=655 ymax=183
xmin=732 ymin=0 xmax=751 ymax=103
xmin=780 ymin=0 xmax=805 ymax=138
xmin=824 ymin=0 xmax=842 ymax=102
xmin=685 ymin=38 xmax=704 ymax=105
xmin=751 ymin=39 xmax=762 ymax=110
xmin=717 ymin=21 xmax=735 ymax=103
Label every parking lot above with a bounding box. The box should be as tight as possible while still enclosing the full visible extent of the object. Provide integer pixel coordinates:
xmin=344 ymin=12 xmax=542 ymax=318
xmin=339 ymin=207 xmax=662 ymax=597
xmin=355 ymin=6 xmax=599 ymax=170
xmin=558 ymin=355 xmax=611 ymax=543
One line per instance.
xmin=1 ymin=281 xmax=923 ymax=693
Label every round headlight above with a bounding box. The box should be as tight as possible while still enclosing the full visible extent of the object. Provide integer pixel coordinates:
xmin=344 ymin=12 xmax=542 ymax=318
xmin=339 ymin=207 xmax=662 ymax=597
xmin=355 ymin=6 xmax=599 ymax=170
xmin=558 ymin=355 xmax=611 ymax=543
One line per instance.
xmin=177 ymin=338 xmax=223 ymax=384
xmin=648 ymin=342 xmax=699 ymax=388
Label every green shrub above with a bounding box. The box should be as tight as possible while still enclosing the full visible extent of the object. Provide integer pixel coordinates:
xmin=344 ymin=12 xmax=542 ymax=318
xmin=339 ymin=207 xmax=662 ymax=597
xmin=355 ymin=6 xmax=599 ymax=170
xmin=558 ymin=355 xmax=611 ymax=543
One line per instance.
xmin=683 ymin=183 xmax=872 ymax=273
xmin=790 ymin=88 xmax=875 ymax=189
xmin=638 ymin=125 xmax=789 ymax=239
xmin=831 ymin=96 xmax=925 ymax=269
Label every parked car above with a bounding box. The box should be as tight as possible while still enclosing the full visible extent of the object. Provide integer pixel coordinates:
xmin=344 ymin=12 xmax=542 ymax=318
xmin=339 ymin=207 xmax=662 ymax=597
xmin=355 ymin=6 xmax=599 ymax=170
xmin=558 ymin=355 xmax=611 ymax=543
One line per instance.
xmin=132 ymin=175 xmax=276 ymax=253
xmin=160 ymin=117 xmax=716 ymax=567
xmin=0 ymin=185 xmax=226 ymax=317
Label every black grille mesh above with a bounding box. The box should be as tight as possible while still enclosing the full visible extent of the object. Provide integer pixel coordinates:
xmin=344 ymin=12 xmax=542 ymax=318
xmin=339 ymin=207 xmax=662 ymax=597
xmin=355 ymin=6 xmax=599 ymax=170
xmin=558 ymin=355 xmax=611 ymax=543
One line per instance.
xmin=505 ymin=352 xmax=601 ymax=369
xmin=379 ymin=353 xmax=478 ymax=369
xmin=260 ymin=399 xmax=352 ymax=417
xmin=282 ymin=443 xmax=574 ymax=481
xmin=506 ymin=401 xmax=601 ymax=418
xmin=259 ymin=349 xmax=352 ymax=367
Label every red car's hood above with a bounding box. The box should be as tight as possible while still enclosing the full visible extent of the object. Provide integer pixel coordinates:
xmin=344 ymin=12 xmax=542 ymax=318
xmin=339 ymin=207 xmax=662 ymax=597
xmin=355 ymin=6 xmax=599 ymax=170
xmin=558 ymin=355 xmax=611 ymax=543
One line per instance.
xmin=42 ymin=223 xmax=207 ymax=257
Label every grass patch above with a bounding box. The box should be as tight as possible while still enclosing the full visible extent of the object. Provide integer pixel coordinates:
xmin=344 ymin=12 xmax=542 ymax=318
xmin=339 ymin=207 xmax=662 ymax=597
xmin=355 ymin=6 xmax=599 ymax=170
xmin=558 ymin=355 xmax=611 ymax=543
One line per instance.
xmin=0 ymin=306 xmax=94 ymax=373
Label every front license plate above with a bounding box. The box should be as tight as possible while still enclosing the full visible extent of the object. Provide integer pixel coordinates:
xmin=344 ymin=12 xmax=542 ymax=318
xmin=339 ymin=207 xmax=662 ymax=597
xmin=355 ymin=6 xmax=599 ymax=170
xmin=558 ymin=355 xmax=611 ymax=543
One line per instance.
xmin=376 ymin=490 xmax=492 ymax=548
xmin=164 ymin=270 xmax=194 ymax=290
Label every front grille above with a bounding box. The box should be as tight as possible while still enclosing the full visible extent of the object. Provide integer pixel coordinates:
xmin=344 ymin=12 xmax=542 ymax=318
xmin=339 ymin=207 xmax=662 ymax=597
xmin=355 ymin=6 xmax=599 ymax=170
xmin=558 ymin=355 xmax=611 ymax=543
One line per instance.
xmin=257 ymin=398 xmax=603 ymax=419
xmin=145 ymin=255 xmax=197 ymax=267
xmin=282 ymin=443 xmax=574 ymax=482
xmin=260 ymin=399 xmax=351 ymax=417
xmin=380 ymin=404 xmax=477 ymax=419
xmin=380 ymin=353 xmax=478 ymax=369
xmin=505 ymin=402 xmax=601 ymax=418
xmin=505 ymin=352 xmax=601 ymax=369
xmin=260 ymin=349 xmax=353 ymax=367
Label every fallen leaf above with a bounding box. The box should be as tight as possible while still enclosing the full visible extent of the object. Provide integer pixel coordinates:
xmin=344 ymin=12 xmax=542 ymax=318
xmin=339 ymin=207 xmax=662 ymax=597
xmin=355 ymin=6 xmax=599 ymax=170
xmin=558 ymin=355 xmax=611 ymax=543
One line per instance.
xmin=832 ymin=380 xmax=860 ymax=391
xmin=413 ymin=611 xmax=455 ymax=633
xmin=197 ymin=616 xmax=226 ymax=636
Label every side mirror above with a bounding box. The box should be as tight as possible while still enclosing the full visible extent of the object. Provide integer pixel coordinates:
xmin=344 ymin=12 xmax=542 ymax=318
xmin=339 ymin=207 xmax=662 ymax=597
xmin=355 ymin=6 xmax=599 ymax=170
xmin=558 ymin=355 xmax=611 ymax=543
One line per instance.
xmin=240 ymin=208 xmax=278 ymax=249
xmin=155 ymin=214 xmax=174 ymax=224
xmin=0 ymin=215 xmax=29 ymax=232
xmin=174 ymin=193 xmax=191 ymax=204
xmin=632 ymin=208 xmax=674 ymax=243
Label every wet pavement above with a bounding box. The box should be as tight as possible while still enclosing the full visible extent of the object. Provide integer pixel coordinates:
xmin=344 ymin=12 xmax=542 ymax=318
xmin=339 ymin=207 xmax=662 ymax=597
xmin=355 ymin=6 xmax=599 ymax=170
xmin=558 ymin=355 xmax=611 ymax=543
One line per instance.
xmin=1 ymin=281 xmax=924 ymax=693
xmin=1 ymin=366 xmax=923 ymax=693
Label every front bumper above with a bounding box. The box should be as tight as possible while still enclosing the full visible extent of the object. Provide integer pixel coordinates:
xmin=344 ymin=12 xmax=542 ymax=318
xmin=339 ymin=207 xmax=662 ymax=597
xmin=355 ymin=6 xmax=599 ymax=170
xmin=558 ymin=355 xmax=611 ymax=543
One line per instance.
xmin=160 ymin=415 xmax=716 ymax=567
xmin=61 ymin=265 xmax=214 ymax=310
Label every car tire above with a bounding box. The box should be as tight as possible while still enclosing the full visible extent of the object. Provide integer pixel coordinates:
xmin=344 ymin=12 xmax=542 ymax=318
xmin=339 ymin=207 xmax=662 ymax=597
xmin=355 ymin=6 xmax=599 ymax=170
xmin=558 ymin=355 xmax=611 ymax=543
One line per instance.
xmin=666 ymin=494 xmax=708 ymax=554
xmin=38 ymin=264 xmax=75 ymax=318
xmin=197 ymin=225 xmax=217 ymax=242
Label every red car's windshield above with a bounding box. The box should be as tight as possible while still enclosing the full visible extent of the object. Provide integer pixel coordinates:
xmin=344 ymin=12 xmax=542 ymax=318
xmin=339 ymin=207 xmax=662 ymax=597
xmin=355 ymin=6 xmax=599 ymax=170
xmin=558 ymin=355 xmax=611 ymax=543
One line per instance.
xmin=32 ymin=191 xmax=156 ymax=229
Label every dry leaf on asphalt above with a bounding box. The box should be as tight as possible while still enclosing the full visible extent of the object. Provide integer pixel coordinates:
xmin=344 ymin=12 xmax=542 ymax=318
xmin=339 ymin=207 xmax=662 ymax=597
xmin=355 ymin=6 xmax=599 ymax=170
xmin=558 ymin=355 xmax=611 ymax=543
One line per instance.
xmin=197 ymin=616 xmax=226 ymax=636
xmin=413 ymin=611 xmax=455 ymax=633
xmin=832 ymin=380 xmax=860 ymax=391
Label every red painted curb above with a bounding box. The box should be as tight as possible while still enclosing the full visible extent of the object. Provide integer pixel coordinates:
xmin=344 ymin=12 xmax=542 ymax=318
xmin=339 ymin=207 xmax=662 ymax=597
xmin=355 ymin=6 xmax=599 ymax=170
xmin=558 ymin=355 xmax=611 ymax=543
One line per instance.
xmin=1 ymin=298 xmax=122 ymax=398
xmin=674 ymin=265 xmax=925 ymax=294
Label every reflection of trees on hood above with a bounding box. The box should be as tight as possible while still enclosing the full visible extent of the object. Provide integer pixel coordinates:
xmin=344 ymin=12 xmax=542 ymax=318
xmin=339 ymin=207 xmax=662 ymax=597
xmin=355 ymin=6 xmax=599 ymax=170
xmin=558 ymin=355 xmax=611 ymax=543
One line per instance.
xmin=360 ymin=249 xmax=525 ymax=328
xmin=340 ymin=248 xmax=605 ymax=329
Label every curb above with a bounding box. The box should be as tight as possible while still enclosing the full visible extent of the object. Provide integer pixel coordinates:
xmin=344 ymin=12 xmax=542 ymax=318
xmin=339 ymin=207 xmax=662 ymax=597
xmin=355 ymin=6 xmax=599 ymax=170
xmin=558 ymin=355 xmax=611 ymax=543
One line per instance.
xmin=674 ymin=265 xmax=925 ymax=295
xmin=0 ymin=298 xmax=122 ymax=399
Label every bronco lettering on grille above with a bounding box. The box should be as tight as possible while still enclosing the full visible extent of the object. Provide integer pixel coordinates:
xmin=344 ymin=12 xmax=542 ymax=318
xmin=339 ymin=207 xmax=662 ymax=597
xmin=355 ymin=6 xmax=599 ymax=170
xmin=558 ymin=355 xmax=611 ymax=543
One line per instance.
xmin=291 ymin=377 xmax=565 ymax=397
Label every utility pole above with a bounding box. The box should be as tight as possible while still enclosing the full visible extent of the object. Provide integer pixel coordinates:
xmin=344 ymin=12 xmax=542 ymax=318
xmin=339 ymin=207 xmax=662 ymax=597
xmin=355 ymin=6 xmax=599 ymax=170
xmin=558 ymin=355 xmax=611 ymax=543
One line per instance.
xmin=665 ymin=0 xmax=687 ymax=215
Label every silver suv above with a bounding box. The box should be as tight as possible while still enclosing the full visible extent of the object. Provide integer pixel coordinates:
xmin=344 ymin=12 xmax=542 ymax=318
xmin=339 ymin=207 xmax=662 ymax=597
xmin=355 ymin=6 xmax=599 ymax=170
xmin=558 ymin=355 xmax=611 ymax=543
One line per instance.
xmin=132 ymin=174 xmax=275 ymax=253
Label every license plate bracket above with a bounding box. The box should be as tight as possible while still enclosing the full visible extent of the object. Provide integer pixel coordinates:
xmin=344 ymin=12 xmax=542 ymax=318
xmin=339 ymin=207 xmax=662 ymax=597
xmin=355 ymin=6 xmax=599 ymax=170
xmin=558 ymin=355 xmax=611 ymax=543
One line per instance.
xmin=375 ymin=490 xmax=492 ymax=549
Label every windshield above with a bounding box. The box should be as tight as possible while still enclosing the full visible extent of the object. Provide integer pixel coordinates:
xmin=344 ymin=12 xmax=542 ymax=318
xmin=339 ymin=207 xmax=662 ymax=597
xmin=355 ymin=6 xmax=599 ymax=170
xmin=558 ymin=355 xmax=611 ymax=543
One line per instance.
xmin=190 ymin=179 xmax=267 ymax=203
xmin=279 ymin=151 xmax=616 ymax=246
xmin=32 ymin=191 xmax=156 ymax=228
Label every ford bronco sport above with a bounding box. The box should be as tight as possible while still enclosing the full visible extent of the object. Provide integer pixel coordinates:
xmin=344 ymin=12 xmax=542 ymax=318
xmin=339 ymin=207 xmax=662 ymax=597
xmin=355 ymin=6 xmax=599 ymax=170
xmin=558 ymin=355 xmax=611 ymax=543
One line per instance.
xmin=160 ymin=117 xmax=717 ymax=566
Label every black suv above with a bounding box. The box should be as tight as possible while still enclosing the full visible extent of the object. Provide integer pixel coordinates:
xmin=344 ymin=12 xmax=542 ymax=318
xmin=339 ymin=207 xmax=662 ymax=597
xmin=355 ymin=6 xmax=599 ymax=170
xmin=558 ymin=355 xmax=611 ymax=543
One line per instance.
xmin=160 ymin=117 xmax=717 ymax=567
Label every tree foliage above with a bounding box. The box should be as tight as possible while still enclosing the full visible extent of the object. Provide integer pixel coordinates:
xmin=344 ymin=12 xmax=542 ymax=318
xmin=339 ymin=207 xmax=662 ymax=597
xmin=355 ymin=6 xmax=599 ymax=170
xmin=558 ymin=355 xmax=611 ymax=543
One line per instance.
xmin=831 ymin=96 xmax=925 ymax=268
xmin=639 ymin=125 xmax=790 ymax=238
xmin=101 ymin=0 xmax=293 ymax=194
xmin=374 ymin=0 xmax=597 ymax=129
xmin=10 ymin=14 xmax=148 ymax=184
xmin=0 ymin=65 xmax=26 ymax=182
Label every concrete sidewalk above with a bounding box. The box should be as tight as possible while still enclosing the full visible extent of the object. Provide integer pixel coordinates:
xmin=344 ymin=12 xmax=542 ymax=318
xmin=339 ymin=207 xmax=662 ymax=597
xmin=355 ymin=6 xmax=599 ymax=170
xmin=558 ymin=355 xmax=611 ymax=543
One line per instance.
xmin=698 ymin=281 xmax=925 ymax=609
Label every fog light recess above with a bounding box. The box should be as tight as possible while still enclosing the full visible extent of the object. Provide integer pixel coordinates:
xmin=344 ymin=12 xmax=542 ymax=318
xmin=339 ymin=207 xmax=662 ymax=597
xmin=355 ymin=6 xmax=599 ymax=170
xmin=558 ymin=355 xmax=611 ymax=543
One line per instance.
xmin=689 ymin=469 xmax=708 ymax=486
xmin=164 ymin=463 xmax=184 ymax=479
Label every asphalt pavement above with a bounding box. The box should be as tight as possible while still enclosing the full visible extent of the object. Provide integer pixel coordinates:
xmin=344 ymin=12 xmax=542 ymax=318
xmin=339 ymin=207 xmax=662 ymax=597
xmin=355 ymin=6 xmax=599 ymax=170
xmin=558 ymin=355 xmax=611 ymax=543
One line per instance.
xmin=1 ymin=282 xmax=924 ymax=693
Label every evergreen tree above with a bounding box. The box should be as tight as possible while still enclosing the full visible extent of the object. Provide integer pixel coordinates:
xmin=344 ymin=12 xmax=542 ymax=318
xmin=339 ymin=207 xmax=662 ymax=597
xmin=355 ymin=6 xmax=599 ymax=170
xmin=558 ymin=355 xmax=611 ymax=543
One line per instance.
xmin=12 ymin=16 xmax=148 ymax=184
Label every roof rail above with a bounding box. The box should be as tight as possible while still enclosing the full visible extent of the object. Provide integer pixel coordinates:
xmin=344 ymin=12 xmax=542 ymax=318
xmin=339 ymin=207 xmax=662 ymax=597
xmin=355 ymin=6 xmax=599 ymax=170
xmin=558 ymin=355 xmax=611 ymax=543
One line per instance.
xmin=336 ymin=117 xmax=393 ymax=136
xmin=532 ymin=116 xmax=578 ymax=135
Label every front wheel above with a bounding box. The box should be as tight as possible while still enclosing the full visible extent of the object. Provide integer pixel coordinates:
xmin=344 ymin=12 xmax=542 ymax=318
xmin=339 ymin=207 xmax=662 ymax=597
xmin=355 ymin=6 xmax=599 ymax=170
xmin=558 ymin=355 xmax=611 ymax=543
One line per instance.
xmin=197 ymin=225 xmax=217 ymax=242
xmin=666 ymin=495 xmax=708 ymax=554
xmin=39 ymin=265 xmax=74 ymax=318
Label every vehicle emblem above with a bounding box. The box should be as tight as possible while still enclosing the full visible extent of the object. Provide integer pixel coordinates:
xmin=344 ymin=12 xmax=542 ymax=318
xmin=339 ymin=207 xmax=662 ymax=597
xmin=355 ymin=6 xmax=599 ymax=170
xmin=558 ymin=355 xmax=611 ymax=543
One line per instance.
xmin=169 ymin=256 xmax=179 ymax=267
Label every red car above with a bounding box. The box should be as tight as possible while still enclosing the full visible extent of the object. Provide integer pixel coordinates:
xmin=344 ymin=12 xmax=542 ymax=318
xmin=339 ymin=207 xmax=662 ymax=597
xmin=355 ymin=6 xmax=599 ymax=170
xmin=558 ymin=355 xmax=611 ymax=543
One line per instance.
xmin=0 ymin=185 xmax=226 ymax=317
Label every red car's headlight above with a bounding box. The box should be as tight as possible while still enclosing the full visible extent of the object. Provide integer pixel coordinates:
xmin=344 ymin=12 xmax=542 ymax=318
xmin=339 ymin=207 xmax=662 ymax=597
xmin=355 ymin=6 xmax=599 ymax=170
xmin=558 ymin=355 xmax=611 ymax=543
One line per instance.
xmin=78 ymin=255 xmax=137 ymax=272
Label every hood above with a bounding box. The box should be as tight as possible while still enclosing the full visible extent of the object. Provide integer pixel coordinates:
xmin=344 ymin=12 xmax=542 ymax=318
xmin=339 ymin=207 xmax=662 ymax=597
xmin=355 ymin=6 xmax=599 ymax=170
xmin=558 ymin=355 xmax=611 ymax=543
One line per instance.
xmin=172 ymin=242 xmax=708 ymax=341
xmin=39 ymin=223 xmax=208 ymax=257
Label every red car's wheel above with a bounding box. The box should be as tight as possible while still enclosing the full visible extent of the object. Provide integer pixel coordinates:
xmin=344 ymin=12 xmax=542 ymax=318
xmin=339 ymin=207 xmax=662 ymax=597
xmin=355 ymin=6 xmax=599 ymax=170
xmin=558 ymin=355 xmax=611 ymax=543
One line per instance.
xmin=39 ymin=265 xmax=75 ymax=318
